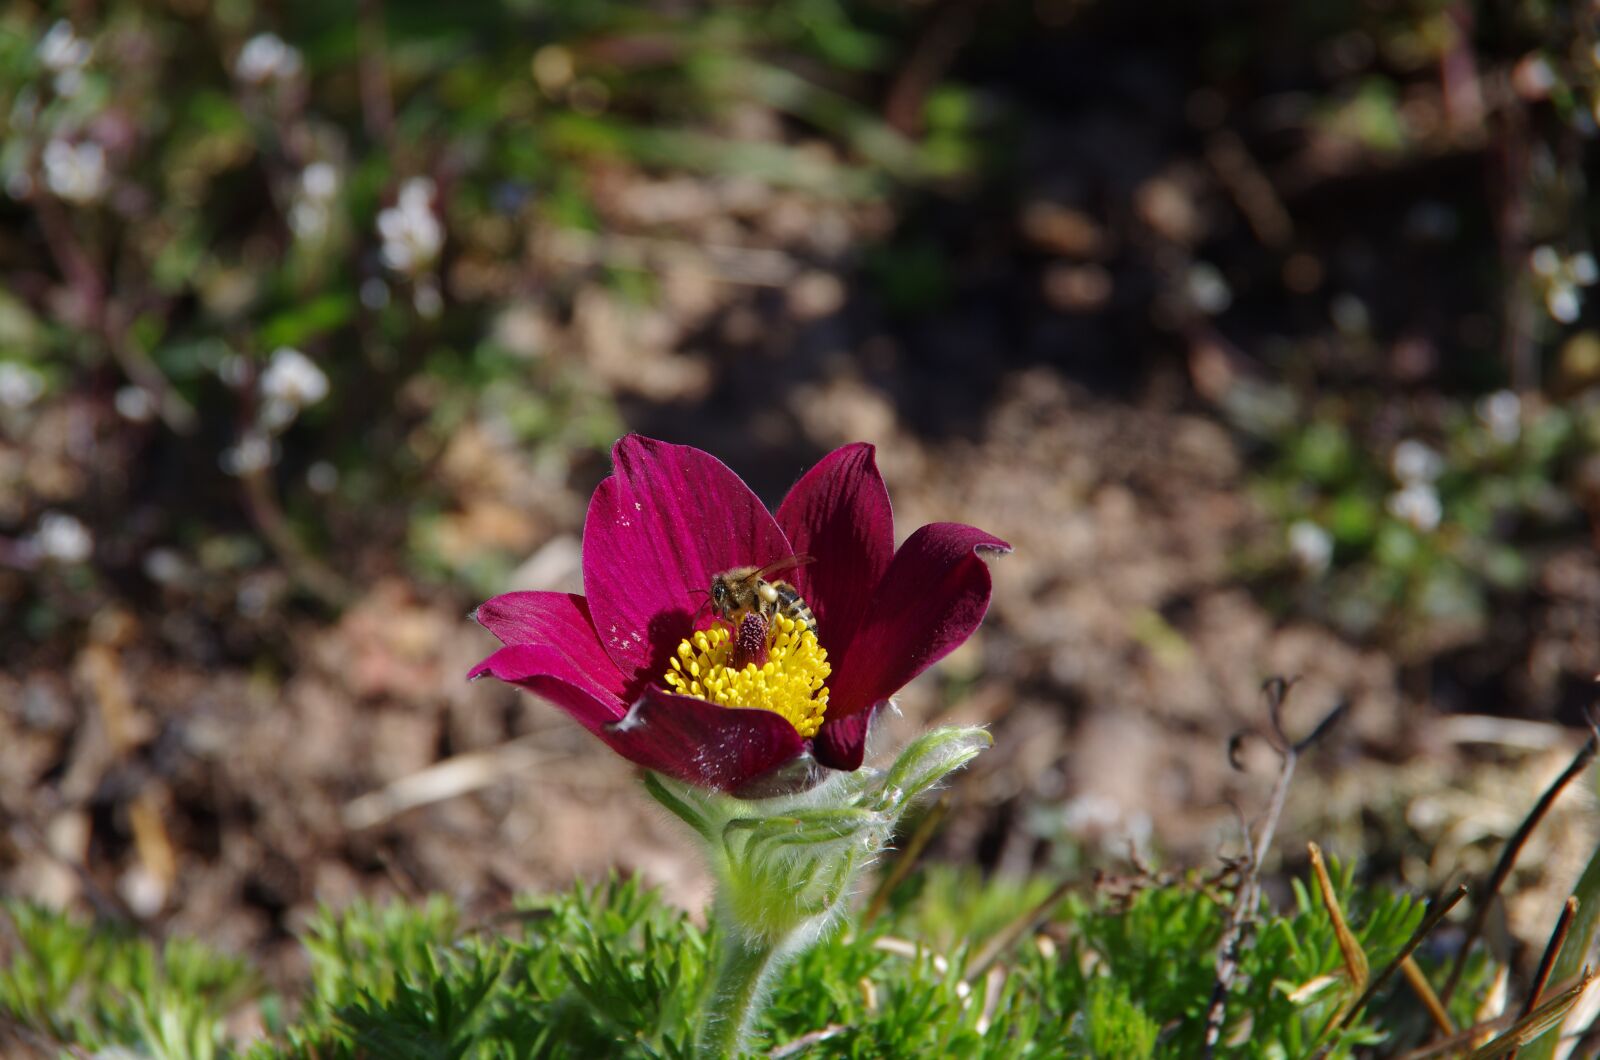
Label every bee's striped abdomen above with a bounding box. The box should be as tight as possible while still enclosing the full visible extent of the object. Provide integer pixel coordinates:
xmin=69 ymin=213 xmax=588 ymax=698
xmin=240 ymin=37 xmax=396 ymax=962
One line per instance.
xmin=771 ymin=581 xmax=818 ymax=636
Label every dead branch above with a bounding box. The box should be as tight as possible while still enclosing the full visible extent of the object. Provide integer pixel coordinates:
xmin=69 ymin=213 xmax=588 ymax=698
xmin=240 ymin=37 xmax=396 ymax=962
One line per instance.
xmin=1440 ymin=729 xmax=1598 ymax=1004
xmin=1203 ymin=678 xmax=1344 ymax=1057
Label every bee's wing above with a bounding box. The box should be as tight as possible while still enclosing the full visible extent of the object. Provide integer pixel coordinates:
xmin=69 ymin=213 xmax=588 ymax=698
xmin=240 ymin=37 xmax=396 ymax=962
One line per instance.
xmin=754 ymin=554 xmax=815 ymax=580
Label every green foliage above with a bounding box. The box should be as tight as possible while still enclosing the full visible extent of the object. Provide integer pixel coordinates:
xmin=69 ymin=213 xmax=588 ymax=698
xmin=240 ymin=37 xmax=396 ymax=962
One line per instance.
xmin=278 ymin=879 xmax=711 ymax=1059
xmin=0 ymin=901 xmax=255 ymax=1060
xmin=1070 ymin=979 xmax=1159 ymax=1059
xmin=1243 ymin=387 xmax=1595 ymax=652
xmin=0 ymin=858 xmax=1502 ymax=1059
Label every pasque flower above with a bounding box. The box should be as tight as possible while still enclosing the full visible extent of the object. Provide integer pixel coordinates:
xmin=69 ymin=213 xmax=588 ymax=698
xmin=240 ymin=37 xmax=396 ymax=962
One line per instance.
xmin=470 ymin=435 xmax=1008 ymax=795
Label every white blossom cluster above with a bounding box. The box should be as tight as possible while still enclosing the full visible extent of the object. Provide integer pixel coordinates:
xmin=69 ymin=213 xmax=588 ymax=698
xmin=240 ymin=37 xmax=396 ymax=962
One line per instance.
xmin=115 ymin=386 xmax=156 ymax=423
xmin=43 ymin=139 xmax=107 ymax=204
xmin=234 ymin=33 xmax=303 ymax=85
xmin=220 ymin=431 xmax=276 ymax=477
xmin=1287 ymin=519 xmax=1333 ymax=575
xmin=37 ymin=20 xmax=91 ymax=97
xmin=258 ymin=346 xmax=329 ymax=430
xmin=217 ymin=347 xmax=330 ymax=475
xmin=377 ymin=177 xmax=443 ymax=274
xmin=1475 ymin=389 xmax=1521 ymax=446
xmin=30 ymin=511 xmax=93 ymax=564
xmin=1387 ymin=438 xmax=1443 ymax=532
xmin=1531 ymin=245 xmax=1598 ymax=324
xmin=0 ymin=362 xmax=46 ymax=410
xmin=1186 ymin=262 xmax=1232 ymax=315
xmin=289 ymin=162 xmax=340 ymax=241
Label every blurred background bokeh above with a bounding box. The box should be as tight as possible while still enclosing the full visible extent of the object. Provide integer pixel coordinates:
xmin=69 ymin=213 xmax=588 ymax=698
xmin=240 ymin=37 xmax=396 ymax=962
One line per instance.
xmin=3 ymin=0 xmax=1600 ymax=982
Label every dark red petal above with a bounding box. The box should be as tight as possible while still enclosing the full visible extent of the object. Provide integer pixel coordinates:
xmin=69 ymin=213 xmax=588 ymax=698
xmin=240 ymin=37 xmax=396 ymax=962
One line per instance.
xmin=469 ymin=643 xmax=628 ymax=733
xmin=828 ymin=522 xmax=1011 ymax=718
xmin=582 ymin=436 xmax=791 ymax=686
xmin=472 ymin=591 xmax=629 ymax=698
xmin=811 ymin=702 xmax=879 ymax=771
xmin=604 ymin=689 xmax=807 ymax=792
xmin=775 ymin=443 xmax=894 ymax=657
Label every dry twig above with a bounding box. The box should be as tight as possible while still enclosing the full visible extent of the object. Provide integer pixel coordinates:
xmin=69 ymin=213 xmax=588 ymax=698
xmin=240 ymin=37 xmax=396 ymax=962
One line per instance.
xmin=1307 ymin=841 xmax=1369 ymax=1032
xmin=1505 ymin=896 xmax=1581 ymax=1060
xmin=1403 ymin=957 xmax=1457 ymax=1038
xmin=1440 ymin=730 xmax=1598 ymax=1004
xmin=1332 ymin=881 xmax=1468 ymax=1037
xmin=1400 ymin=972 xmax=1595 ymax=1059
xmin=1203 ymin=678 xmax=1345 ymax=1057
xmin=768 ymin=1023 xmax=849 ymax=1057
xmin=342 ymin=738 xmax=548 ymax=830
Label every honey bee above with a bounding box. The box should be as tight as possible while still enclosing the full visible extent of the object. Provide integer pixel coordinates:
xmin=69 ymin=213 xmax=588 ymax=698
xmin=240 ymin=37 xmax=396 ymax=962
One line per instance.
xmin=706 ymin=555 xmax=818 ymax=635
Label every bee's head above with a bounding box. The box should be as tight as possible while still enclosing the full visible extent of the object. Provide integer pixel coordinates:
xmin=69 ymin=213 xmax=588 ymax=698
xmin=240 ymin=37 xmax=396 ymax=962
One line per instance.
xmin=709 ymin=577 xmax=730 ymax=614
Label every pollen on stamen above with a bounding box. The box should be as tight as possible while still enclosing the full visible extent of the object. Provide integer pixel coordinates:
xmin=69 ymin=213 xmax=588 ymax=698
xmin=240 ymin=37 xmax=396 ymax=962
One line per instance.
xmin=661 ymin=613 xmax=831 ymax=738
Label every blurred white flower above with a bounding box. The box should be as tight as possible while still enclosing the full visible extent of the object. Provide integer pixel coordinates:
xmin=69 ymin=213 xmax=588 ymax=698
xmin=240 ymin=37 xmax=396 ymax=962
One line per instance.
xmin=1512 ymin=54 xmax=1556 ymax=99
xmin=413 ymin=278 xmax=444 ymax=318
xmin=302 ymin=161 xmax=338 ymax=200
xmin=1387 ymin=482 xmax=1442 ymax=532
xmin=289 ymin=162 xmax=340 ymax=240
xmin=260 ymin=347 xmax=328 ymax=406
xmin=37 ymin=20 xmax=91 ymax=96
xmin=234 ymin=33 xmax=303 ymax=84
xmin=142 ymin=547 xmax=188 ymax=586
xmin=1185 ymin=262 xmax=1232 ymax=315
xmin=0 ymin=362 xmax=46 ymax=409
xmin=114 ymin=385 xmax=156 ymax=423
xmin=1573 ymin=252 xmax=1599 ymax=286
xmin=37 ymin=21 xmax=90 ymax=71
xmin=1548 ymin=283 xmax=1581 ymax=324
xmin=1391 ymin=439 xmax=1443 ymax=484
xmin=1476 ymin=389 xmax=1521 ymax=445
xmin=43 ymin=139 xmax=107 ymax=204
xmin=220 ymin=432 xmax=276 ymax=476
xmin=377 ymin=177 xmax=443 ymax=273
xmin=1532 ymin=248 xmax=1596 ymax=324
xmin=259 ymin=347 xmax=328 ymax=429
xmin=289 ymin=201 xmax=327 ymax=240
xmin=119 ymin=863 xmax=167 ymax=918
xmin=1287 ymin=520 xmax=1333 ymax=575
xmin=32 ymin=512 xmax=93 ymax=563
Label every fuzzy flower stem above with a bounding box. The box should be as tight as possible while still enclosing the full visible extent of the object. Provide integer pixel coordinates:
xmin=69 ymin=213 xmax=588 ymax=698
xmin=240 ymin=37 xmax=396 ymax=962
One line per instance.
xmin=644 ymin=727 xmax=991 ymax=1057
xmin=697 ymin=934 xmax=780 ymax=1059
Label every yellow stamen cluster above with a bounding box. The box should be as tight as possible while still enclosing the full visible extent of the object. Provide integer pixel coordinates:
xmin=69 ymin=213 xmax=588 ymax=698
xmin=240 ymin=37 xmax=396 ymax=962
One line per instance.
xmin=663 ymin=615 xmax=831 ymax=738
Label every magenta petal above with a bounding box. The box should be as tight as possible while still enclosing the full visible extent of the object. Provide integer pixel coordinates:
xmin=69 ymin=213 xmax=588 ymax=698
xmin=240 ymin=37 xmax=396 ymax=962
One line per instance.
xmin=604 ymin=690 xmax=806 ymax=792
xmin=472 ymin=591 xmax=629 ymax=698
xmin=583 ymin=436 xmax=792 ymax=685
xmin=469 ymin=643 xmax=629 ymax=734
xmin=811 ymin=702 xmax=879 ymax=771
xmin=828 ymin=522 xmax=1011 ymax=719
xmin=775 ymin=443 xmax=894 ymax=656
